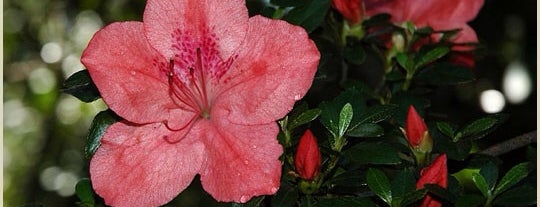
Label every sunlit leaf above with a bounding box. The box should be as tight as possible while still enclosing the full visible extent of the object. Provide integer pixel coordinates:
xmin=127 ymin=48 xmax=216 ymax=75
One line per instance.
xmin=366 ymin=168 xmax=392 ymax=205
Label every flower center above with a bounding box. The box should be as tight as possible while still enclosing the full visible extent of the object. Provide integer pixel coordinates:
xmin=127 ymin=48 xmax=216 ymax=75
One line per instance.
xmin=168 ymin=48 xmax=212 ymax=119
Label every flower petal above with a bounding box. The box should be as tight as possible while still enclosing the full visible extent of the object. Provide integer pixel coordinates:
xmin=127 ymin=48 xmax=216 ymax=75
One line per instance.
xmin=215 ymin=16 xmax=320 ymax=125
xmin=143 ymin=0 xmax=248 ymax=59
xmin=81 ymin=22 xmax=195 ymax=128
xmin=90 ymin=122 xmax=205 ymax=207
xmin=195 ymin=111 xmax=283 ymax=202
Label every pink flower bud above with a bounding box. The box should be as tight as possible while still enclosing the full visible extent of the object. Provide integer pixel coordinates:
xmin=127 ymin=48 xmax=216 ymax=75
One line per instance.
xmin=332 ymin=0 xmax=364 ymax=25
xmin=416 ymin=154 xmax=448 ymax=207
xmin=405 ymin=105 xmax=428 ymax=147
xmin=295 ymin=130 xmax=322 ymax=180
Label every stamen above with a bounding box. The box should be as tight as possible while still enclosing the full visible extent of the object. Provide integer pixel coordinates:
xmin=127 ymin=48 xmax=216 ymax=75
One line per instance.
xmin=196 ymin=48 xmax=209 ymax=109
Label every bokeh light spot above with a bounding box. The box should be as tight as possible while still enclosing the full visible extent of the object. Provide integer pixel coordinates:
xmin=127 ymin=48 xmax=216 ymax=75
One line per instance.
xmin=480 ymin=89 xmax=506 ymax=113
xmin=40 ymin=42 xmax=63 ymax=63
xmin=28 ymin=67 xmax=57 ymax=94
xmin=502 ymin=61 xmax=532 ymax=104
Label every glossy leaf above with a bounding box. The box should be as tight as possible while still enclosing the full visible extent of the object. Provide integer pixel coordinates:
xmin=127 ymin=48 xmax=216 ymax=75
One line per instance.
xmin=319 ymin=88 xmax=365 ymax=138
xmin=62 ymin=69 xmax=101 ymax=102
xmin=399 ymin=189 xmax=427 ymax=207
xmin=366 ymin=168 xmax=392 ymax=205
xmin=349 ymin=104 xmax=398 ymax=132
xmin=85 ymin=110 xmax=121 ymax=158
xmin=284 ymin=0 xmax=331 ymax=33
xmin=288 ymin=108 xmax=321 ymax=130
xmin=391 ymin=169 xmax=415 ymax=199
xmin=471 ymin=172 xmax=490 ymax=198
xmin=347 ymin=123 xmax=384 ymax=137
xmin=396 ymin=52 xmax=414 ymax=72
xmin=338 ymin=103 xmax=353 ymax=138
xmin=416 ymin=62 xmax=475 ymax=86
xmin=436 ymin=122 xmax=455 ymax=138
xmin=75 ymin=178 xmax=95 ymax=207
xmin=493 ymin=162 xmax=533 ymax=196
xmin=414 ymin=46 xmax=450 ymax=69
xmin=478 ymin=162 xmax=498 ymax=194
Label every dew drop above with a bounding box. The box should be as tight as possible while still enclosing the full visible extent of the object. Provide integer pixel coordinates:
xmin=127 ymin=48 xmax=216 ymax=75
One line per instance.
xmin=271 ymin=187 xmax=278 ymax=193
xmin=294 ymin=94 xmax=302 ymax=100
xmin=240 ymin=195 xmax=250 ymax=203
xmin=130 ymin=71 xmax=136 ymax=75
xmin=243 ymin=160 xmax=249 ymax=165
xmin=252 ymin=145 xmax=257 ymax=149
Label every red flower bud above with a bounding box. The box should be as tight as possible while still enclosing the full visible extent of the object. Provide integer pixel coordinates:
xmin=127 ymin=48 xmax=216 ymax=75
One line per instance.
xmin=416 ymin=154 xmax=448 ymax=207
xmin=405 ymin=105 xmax=428 ymax=147
xmin=332 ymin=0 xmax=364 ymax=25
xmin=295 ymin=130 xmax=322 ymax=180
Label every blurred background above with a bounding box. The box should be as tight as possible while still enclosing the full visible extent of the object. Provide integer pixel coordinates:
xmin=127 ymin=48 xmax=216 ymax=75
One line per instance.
xmin=3 ymin=0 xmax=536 ymax=206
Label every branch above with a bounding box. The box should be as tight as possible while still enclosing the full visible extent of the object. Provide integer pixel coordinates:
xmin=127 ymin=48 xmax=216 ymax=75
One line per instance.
xmin=478 ymin=130 xmax=537 ymax=156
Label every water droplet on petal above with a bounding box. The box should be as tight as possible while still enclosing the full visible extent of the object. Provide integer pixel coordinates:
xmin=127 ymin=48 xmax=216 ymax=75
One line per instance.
xmin=240 ymin=195 xmax=250 ymax=203
xmin=243 ymin=160 xmax=249 ymax=165
xmin=271 ymin=187 xmax=279 ymax=193
xmin=252 ymin=145 xmax=257 ymax=149
xmin=130 ymin=71 xmax=136 ymax=75
xmin=294 ymin=94 xmax=302 ymax=100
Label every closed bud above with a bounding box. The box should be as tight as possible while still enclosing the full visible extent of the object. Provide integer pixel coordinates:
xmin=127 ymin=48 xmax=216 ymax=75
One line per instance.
xmin=416 ymin=154 xmax=448 ymax=207
xmin=295 ymin=130 xmax=322 ymax=181
xmin=405 ymin=105 xmax=433 ymax=167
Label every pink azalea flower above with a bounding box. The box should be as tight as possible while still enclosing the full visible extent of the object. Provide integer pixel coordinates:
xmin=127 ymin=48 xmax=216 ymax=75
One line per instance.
xmin=295 ymin=130 xmax=322 ymax=180
xmin=365 ymin=0 xmax=484 ymax=50
xmin=81 ymin=0 xmax=320 ymax=206
xmin=416 ymin=154 xmax=448 ymax=207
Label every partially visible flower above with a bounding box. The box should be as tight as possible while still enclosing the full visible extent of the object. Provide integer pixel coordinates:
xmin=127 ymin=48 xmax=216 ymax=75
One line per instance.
xmin=416 ymin=154 xmax=448 ymax=207
xmin=81 ymin=0 xmax=320 ymax=206
xmin=295 ymin=130 xmax=322 ymax=180
xmin=332 ymin=0 xmax=364 ymax=25
xmin=365 ymin=0 xmax=484 ymax=50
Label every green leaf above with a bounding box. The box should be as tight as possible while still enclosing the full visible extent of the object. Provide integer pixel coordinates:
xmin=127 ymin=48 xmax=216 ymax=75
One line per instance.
xmin=479 ymin=162 xmax=498 ymax=194
xmin=366 ymin=168 xmax=392 ymax=205
xmin=454 ymin=114 xmax=508 ymax=141
xmin=284 ymin=0 xmax=331 ymax=33
xmin=493 ymin=162 xmax=533 ymax=196
xmin=415 ymin=62 xmax=475 ymax=86
xmin=455 ymin=194 xmax=485 ymax=207
xmin=396 ymin=52 xmax=414 ymax=72
xmin=347 ymin=123 xmax=384 ymax=137
xmin=271 ymin=183 xmax=298 ymax=207
xmin=424 ymin=184 xmax=456 ymax=201
xmin=414 ymin=46 xmax=450 ymax=69
xmin=343 ymin=142 xmax=401 ymax=166
xmin=62 ymin=69 xmax=101 ymax=102
xmin=75 ymin=178 xmax=95 ymax=207
xmin=315 ymin=197 xmax=377 ymax=207
xmin=288 ymin=108 xmax=321 ymax=130
xmin=338 ymin=103 xmax=353 ymax=138
xmin=472 ymin=172 xmax=491 ymax=198
xmin=349 ymin=104 xmax=398 ymax=131
xmin=232 ymin=196 xmax=265 ymax=207
xmin=399 ymin=189 xmax=427 ymax=207
xmin=436 ymin=122 xmax=455 ymax=138
xmin=327 ymin=169 xmax=365 ymax=187
xmin=344 ymin=43 xmax=366 ymax=65
xmin=86 ymin=110 xmax=121 ymax=158
xmin=319 ymin=88 xmax=365 ymax=138
xmin=493 ymin=184 xmax=537 ymax=206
